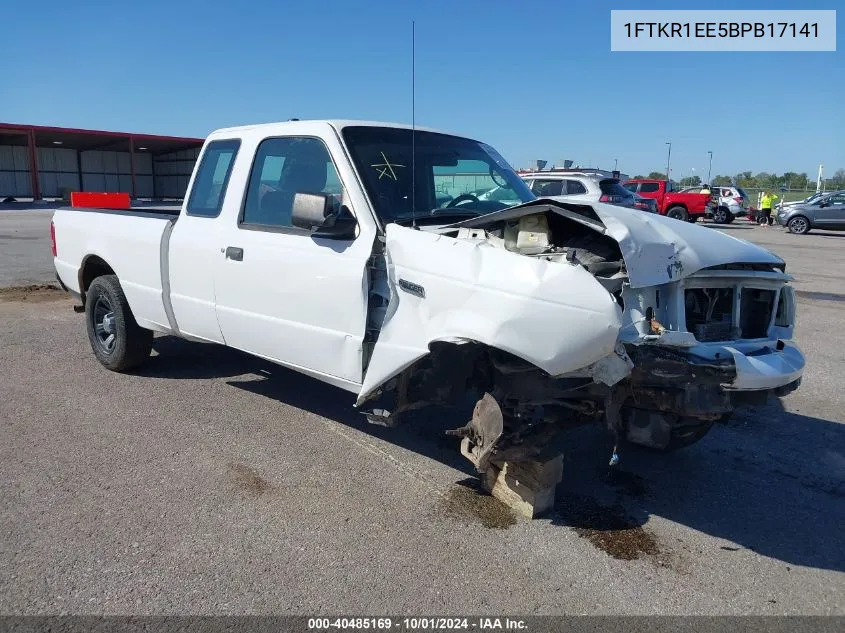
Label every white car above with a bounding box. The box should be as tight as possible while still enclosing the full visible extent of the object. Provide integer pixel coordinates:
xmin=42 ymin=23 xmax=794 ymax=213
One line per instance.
xmin=707 ymin=185 xmax=750 ymax=223
xmin=51 ymin=120 xmax=805 ymax=511
xmin=521 ymin=172 xmax=656 ymax=213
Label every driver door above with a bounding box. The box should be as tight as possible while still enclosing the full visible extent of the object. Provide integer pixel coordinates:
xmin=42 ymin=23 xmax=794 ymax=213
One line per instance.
xmin=213 ymin=135 xmax=374 ymax=388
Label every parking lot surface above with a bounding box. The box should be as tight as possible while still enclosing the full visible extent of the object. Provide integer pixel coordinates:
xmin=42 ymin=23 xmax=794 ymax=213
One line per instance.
xmin=1 ymin=210 xmax=844 ymax=615
xmin=0 ymin=209 xmax=57 ymax=286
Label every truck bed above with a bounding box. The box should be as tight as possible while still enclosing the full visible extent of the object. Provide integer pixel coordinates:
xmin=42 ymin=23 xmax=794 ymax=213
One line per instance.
xmin=53 ymin=205 xmax=178 ymax=333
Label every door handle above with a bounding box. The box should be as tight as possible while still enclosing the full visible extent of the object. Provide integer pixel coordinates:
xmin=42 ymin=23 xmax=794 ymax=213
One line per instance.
xmin=225 ymin=246 xmax=244 ymax=261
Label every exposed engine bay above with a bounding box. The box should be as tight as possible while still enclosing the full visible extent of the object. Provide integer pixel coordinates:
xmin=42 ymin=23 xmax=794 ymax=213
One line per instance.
xmin=451 ymin=213 xmax=627 ymax=295
xmin=359 ymin=200 xmax=804 ymax=475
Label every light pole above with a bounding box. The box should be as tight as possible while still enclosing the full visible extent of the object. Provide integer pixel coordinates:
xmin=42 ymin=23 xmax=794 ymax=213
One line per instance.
xmin=614 ymin=158 xmax=618 ymax=171
xmin=707 ymin=150 xmax=713 ymax=184
xmin=665 ymin=142 xmax=672 ymax=180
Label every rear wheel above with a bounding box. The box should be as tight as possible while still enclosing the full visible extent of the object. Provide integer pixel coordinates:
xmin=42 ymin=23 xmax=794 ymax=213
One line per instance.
xmin=712 ymin=206 xmax=729 ymax=224
xmin=787 ymin=215 xmax=811 ymax=235
xmin=666 ymin=206 xmax=689 ymax=222
xmin=85 ymin=275 xmax=153 ymax=372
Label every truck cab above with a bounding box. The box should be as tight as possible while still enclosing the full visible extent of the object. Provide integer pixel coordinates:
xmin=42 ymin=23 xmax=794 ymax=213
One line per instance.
xmin=623 ymin=179 xmax=710 ymax=222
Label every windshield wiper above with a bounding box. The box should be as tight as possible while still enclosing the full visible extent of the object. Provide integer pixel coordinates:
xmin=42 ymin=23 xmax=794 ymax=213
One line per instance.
xmin=428 ymin=209 xmax=481 ymax=218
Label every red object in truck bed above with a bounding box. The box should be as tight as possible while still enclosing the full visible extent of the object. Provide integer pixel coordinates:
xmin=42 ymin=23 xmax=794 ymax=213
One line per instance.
xmin=70 ymin=192 xmax=131 ymax=209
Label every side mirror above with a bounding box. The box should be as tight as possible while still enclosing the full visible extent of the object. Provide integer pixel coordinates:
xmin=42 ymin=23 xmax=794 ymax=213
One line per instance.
xmin=819 ymin=200 xmax=829 ymax=208
xmin=291 ymin=192 xmax=357 ymax=238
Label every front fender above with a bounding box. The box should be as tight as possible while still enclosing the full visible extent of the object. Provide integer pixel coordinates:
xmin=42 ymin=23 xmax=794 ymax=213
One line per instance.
xmin=357 ymin=224 xmax=623 ymax=404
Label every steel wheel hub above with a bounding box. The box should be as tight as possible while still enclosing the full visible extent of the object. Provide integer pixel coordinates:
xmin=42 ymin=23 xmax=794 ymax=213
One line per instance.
xmin=93 ymin=296 xmax=117 ymax=353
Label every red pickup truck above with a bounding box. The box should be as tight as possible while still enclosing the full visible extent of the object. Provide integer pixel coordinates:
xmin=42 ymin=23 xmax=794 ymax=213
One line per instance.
xmin=623 ymin=179 xmax=710 ymax=222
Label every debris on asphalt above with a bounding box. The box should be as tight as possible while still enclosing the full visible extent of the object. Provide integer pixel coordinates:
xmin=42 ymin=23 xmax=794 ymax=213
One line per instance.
xmin=0 ymin=284 xmax=64 ymax=303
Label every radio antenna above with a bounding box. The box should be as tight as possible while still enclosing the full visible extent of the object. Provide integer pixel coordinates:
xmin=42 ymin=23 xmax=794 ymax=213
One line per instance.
xmin=410 ymin=20 xmax=418 ymax=229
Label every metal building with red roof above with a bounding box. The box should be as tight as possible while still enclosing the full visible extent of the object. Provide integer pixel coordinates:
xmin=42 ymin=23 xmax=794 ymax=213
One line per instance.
xmin=0 ymin=123 xmax=204 ymax=201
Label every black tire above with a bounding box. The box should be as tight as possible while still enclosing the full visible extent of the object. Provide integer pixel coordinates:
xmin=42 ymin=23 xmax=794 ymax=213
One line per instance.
xmin=724 ymin=213 xmax=735 ymax=224
xmin=666 ymin=206 xmax=689 ymax=222
xmin=712 ymin=206 xmax=729 ymax=224
xmin=85 ymin=275 xmax=153 ymax=372
xmin=787 ymin=215 xmax=811 ymax=235
xmin=663 ymin=419 xmax=715 ymax=452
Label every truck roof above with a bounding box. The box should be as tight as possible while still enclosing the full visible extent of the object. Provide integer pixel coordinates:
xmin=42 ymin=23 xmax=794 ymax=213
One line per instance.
xmin=209 ymin=119 xmax=454 ymax=139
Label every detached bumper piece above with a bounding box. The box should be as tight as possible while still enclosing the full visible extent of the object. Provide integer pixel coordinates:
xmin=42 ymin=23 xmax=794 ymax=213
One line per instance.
xmin=722 ymin=341 xmax=805 ymax=391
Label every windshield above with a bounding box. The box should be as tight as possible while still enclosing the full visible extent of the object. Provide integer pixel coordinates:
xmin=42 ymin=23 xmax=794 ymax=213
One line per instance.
xmin=341 ymin=126 xmax=535 ymax=224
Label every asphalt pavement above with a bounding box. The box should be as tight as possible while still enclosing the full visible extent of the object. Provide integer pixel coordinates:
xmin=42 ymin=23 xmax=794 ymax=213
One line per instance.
xmin=0 ymin=209 xmax=56 ymax=286
xmin=1 ymin=209 xmax=843 ymax=615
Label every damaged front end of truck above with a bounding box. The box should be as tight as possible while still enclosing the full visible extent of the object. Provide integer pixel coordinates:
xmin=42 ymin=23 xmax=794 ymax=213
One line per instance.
xmin=357 ymin=199 xmax=805 ymax=474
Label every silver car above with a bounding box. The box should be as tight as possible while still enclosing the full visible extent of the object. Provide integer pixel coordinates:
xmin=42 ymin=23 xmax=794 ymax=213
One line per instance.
xmin=777 ymin=190 xmax=845 ymax=234
xmin=781 ymin=190 xmax=830 ymax=209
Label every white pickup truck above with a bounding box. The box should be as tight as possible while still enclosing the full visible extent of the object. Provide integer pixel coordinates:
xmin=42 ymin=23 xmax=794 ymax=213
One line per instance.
xmin=53 ymin=119 xmax=805 ymax=475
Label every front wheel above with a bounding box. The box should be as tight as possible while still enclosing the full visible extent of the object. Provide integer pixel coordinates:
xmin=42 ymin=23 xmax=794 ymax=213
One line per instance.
xmin=666 ymin=206 xmax=689 ymax=222
xmin=663 ymin=419 xmax=715 ymax=452
xmin=85 ymin=275 xmax=153 ymax=372
xmin=787 ymin=215 xmax=811 ymax=235
xmin=623 ymin=409 xmax=715 ymax=452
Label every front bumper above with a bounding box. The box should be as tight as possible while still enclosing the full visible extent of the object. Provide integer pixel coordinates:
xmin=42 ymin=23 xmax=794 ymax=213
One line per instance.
xmin=721 ymin=340 xmax=805 ymax=391
xmin=625 ymin=339 xmax=805 ymax=417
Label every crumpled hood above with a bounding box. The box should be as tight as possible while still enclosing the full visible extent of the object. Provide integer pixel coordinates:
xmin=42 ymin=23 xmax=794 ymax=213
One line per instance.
xmin=448 ymin=199 xmax=785 ymax=288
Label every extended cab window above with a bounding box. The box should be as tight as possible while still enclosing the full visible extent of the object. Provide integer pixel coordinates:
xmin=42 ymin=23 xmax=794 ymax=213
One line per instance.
xmin=241 ymin=137 xmax=343 ymax=228
xmin=639 ymin=182 xmax=660 ymax=193
xmin=186 ymin=140 xmax=240 ymax=217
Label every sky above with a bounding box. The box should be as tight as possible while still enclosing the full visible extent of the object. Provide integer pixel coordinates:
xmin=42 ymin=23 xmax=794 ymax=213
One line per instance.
xmin=2 ymin=0 xmax=843 ymax=179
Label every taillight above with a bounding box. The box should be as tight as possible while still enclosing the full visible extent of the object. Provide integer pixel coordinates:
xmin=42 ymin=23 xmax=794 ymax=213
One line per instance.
xmin=600 ymin=194 xmax=622 ymax=203
xmin=50 ymin=221 xmax=57 ymax=257
xmin=634 ymin=201 xmax=648 ymax=210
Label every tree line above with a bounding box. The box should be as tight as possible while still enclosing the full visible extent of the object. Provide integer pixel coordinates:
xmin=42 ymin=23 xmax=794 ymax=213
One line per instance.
xmin=631 ymin=169 xmax=845 ymax=190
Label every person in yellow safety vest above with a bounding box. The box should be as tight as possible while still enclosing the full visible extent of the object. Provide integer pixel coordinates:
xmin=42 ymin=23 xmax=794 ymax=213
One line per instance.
xmin=699 ymin=184 xmax=711 ymax=194
xmin=759 ymin=191 xmax=779 ymax=226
